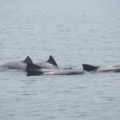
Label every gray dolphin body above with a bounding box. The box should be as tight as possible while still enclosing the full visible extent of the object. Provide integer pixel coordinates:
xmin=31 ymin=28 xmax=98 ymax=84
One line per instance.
xmin=82 ymin=64 xmax=120 ymax=72
xmin=1 ymin=55 xmax=59 ymax=71
xmin=26 ymin=63 xmax=83 ymax=76
xmin=1 ymin=56 xmax=33 ymax=70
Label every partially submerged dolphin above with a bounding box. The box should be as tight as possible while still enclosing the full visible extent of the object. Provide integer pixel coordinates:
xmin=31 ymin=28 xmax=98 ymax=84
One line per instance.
xmin=82 ymin=64 xmax=120 ymax=72
xmin=35 ymin=55 xmax=59 ymax=69
xmin=1 ymin=56 xmax=33 ymax=70
xmin=26 ymin=63 xmax=83 ymax=76
xmin=1 ymin=55 xmax=59 ymax=71
xmin=36 ymin=55 xmax=73 ymax=70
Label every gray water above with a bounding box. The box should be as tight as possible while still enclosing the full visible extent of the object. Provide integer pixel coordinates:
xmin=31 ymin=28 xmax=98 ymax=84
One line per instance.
xmin=0 ymin=0 xmax=120 ymax=120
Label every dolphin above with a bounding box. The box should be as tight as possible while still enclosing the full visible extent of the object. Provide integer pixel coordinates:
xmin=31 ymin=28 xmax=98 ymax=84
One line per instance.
xmin=35 ymin=55 xmax=73 ymax=70
xmin=26 ymin=63 xmax=83 ymax=76
xmin=1 ymin=56 xmax=33 ymax=70
xmin=82 ymin=64 xmax=120 ymax=72
xmin=35 ymin=55 xmax=59 ymax=69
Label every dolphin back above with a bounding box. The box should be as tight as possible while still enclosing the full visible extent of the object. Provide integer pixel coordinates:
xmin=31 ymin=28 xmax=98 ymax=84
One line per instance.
xmin=26 ymin=63 xmax=42 ymax=70
xmin=26 ymin=63 xmax=43 ymax=76
xmin=27 ymin=69 xmax=43 ymax=76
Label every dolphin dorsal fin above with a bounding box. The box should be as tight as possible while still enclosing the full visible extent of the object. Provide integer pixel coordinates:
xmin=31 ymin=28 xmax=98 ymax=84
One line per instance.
xmin=47 ymin=55 xmax=58 ymax=67
xmin=82 ymin=64 xmax=100 ymax=71
xmin=26 ymin=63 xmax=42 ymax=70
xmin=23 ymin=56 xmax=33 ymax=63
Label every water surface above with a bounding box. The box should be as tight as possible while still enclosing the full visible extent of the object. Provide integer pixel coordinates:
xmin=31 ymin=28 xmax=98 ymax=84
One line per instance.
xmin=0 ymin=0 xmax=120 ymax=120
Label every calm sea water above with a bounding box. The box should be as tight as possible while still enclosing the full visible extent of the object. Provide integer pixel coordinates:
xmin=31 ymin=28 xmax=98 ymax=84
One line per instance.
xmin=0 ymin=0 xmax=120 ymax=120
